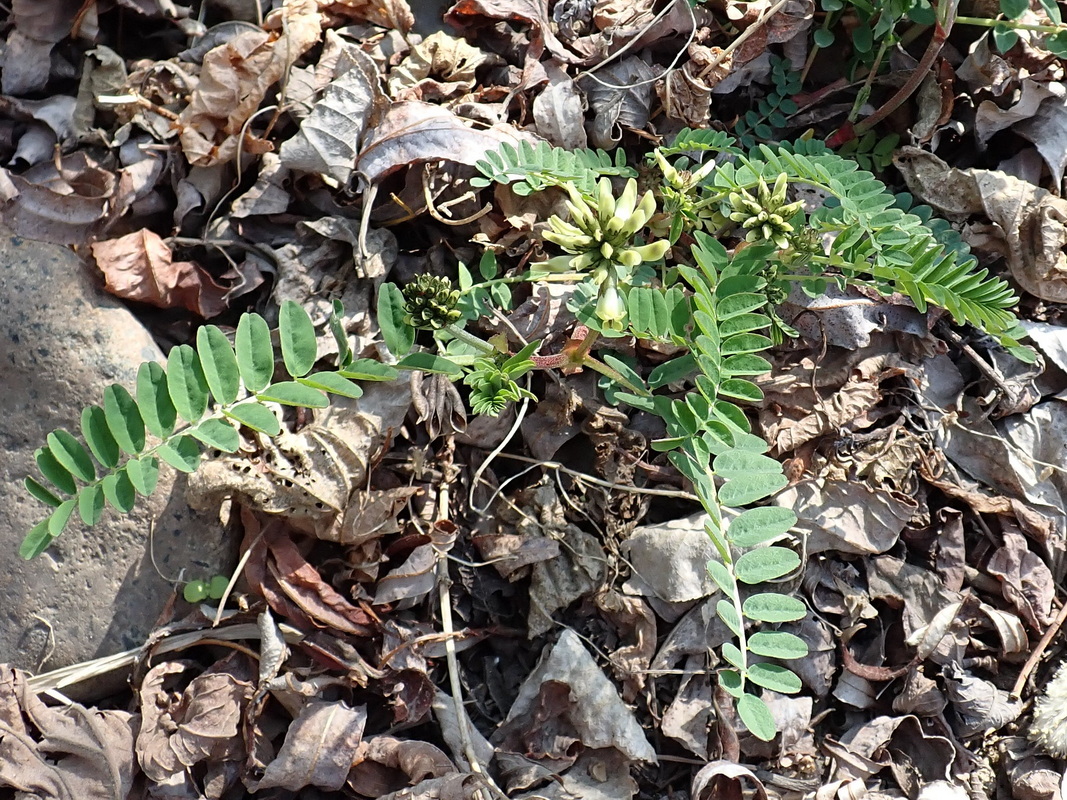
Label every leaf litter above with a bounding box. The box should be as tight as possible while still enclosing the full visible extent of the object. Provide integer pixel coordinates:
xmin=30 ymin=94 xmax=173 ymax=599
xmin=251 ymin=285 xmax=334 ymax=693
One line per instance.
xmin=9 ymin=0 xmax=1067 ymax=798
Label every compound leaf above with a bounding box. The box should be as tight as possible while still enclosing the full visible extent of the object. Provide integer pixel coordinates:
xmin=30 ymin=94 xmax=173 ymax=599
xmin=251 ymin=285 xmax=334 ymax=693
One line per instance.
xmin=728 ymin=506 xmax=797 ymax=547
xmin=196 ymin=325 xmax=241 ymax=405
xmin=226 ymin=401 xmax=281 ymax=436
xmin=258 ymin=381 xmax=330 ymax=408
xmin=104 ymin=384 xmax=146 ymax=456
xmin=137 ymin=362 xmax=177 ymax=439
xmin=126 ymin=456 xmax=160 ymax=496
xmin=743 ymin=592 xmax=807 ymax=622
xmin=81 ymin=406 xmax=120 ymax=469
xmin=734 ymin=546 xmax=801 ymax=584
xmin=20 ymin=519 xmax=52 ymax=560
xmin=101 ymin=470 xmax=136 ymax=513
xmin=279 ymin=300 xmax=317 ymax=378
xmin=46 ymin=430 xmax=95 ymax=483
xmin=235 ymin=313 xmax=275 ymax=392
xmin=48 ymin=498 xmax=76 ymax=537
xmin=167 ymin=345 xmax=210 ymax=423
xmin=378 ymin=283 xmax=415 ymax=357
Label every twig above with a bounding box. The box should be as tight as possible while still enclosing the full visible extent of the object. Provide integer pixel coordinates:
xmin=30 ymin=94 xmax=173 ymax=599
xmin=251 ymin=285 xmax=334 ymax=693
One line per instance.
xmin=697 ymin=0 xmax=791 ymax=81
xmin=1013 ymin=599 xmax=1067 ymax=698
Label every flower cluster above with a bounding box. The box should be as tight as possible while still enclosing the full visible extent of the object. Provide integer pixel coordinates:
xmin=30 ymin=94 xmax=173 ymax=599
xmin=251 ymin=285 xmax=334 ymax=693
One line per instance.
xmin=538 ymin=178 xmax=670 ymax=330
xmin=1030 ymin=660 xmax=1067 ymax=758
xmin=402 ymin=275 xmax=462 ymax=330
xmin=727 ymin=174 xmax=804 ymax=250
xmin=650 ymin=151 xmax=721 ymax=240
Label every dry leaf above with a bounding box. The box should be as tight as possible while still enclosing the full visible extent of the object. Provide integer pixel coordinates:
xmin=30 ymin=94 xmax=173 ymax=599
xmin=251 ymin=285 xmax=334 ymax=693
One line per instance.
xmin=91 ymin=229 xmax=230 ymax=318
xmin=0 ymin=666 xmax=138 ymax=800
xmin=178 ymin=1 xmax=322 ymax=166
xmin=318 ymin=0 xmax=415 ymax=33
xmin=258 ymin=700 xmax=368 ymax=790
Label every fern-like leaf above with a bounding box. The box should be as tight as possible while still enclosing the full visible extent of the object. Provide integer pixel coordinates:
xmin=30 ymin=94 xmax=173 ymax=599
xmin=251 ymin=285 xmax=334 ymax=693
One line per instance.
xmin=472 ymin=140 xmax=635 ymax=196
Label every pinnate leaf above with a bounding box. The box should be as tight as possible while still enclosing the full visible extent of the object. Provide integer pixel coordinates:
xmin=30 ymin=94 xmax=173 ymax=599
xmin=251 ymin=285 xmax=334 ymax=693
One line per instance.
xmin=167 ymin=345 xmax=210 ymax=423
xmin=717 ymin=599 xmax=741 ymax=635
xmin=104 ymin=384 xmax=146 ymax=455
xmin=279 ymin=300 xmax=317 ymax=378
xmin=257 ymin=381 xmax=330 ymax=408
xmin=718 ymin=471 xmax=788 ymax=506
xmin=157 ymin=434 xmax=202 ymax=473
xmin=339 ymin=359 xmax=399 ymax=381
xmin=81 ymin=406 xmax=120 ymax=469
xmin=728 ymin=506 xmax=796 ymax=547
xmin=35 ymin=447 xmax=76 ymax=494
xmin=706 ymin=558 xmax=735 ymax=594
xmin=737 ymin=693 xmax=777 ymax=741
xmin=226 ymin=401 xmax=281 ymax=436
xmin=734 ymin=546 xmax=801 ymax=583
xmin=743 ymin=592 xmax=807 ymax=622
xmin=746 ymin=662 xmax=802 ymax=693
xmin=137 ymin=362 xmax=177 ymax=439
xmin=395 ymin=352 xmax=464 ymax=377
xmin=235 ymin=313 xmax=274 ymax=392
xmin=46 ymin=430 xmax=95 ymax=483
xmin=196 ymin=325 xmax=241 ymax=405
xmin=747 ymin=630 xmax=808 ymax=659
xmin=78 ymin=485 xmax=105 ymax=525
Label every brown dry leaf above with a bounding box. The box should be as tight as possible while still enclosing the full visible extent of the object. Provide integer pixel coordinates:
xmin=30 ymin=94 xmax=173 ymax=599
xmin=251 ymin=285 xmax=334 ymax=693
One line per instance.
xmin=280 ymin=32 xmax=388 ymax=186
xmin=0 ymin=152 xmax=115 ymax=245
xmin=91 ymin=229 xmax=230 ymax=318
xmin=374 ymin=543 xmax=438 ymax=604
xmin=691 ymin=761 xmax=768 ymax=800
xmin=1 ymin=0 xmax=79 ymax=95
xmin=319 ymin=0 xmax=415 ymax=33
xmin=389 ymin=32 xmax=499 ymax=102
xmin=136 ymin=659 xmax=253 ymax=790
xmin=178 ymin=1 xmax=322 ymax=166
xmin=445 ymin=0 xmax=584 ymax=64
xmin=0 ymin=666 xmax=138 ymax=799
xmin=987 ymin=530 xmax=1055 ymax=630
xmin=942 ymin=662 xmax=1023 ymax=736
xmin=533 ymin=61 xmax=588 ymax=149
xmin=834 ymin=715 xmax=956 ymax=793
xmin=356 ymin=101 xmax=527 ymax=185
xmin=777 ymin=479 xmax=913 ymax=556
xmin=258 ymin=700 xmax=367 ymax=791
xmin=266 ymin=528 xmax=377 ymax=637
xmin=578 ymin=57 xmax=658 ymax=149
xmin=502 ymin=629 xmax=657 ymax=763
xmin=661 ymin=659 xmax=714 ymax=758
xmin=348 ymin=735 xmax=459 ymax=796
xmin=622 ymin=512 xmax=718 ymax=603
xmin=657 ymin=44 xmax=716 ymax=128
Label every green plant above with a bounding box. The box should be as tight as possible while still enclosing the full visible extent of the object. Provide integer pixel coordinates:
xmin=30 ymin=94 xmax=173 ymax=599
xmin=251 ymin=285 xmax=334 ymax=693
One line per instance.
xmin=733 ymin=55 xmax=802 ymax=148
xmin=20 ymin=125 xmax=1034 ymax=743
xmin=470 ymin=130 xmax=1032 ymax=738
xmin=20 ymin=300 xmax=398 ymax=560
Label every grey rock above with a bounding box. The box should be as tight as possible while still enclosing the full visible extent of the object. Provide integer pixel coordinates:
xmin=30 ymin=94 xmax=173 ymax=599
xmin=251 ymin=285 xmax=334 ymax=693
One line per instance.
xmin=0 ymin=228 xmax=233 ymax=671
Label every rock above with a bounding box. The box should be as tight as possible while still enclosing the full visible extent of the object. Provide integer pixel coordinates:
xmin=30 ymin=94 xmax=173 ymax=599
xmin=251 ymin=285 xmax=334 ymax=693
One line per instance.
xmin=0 ymin=229 xmax=233 ymax=671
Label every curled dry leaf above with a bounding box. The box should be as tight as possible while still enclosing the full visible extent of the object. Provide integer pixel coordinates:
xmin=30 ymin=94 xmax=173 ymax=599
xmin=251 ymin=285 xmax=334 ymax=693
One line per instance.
xmin=986 ymin=530 xmax=1055 ymax=630
xmin=136 ymin=660 xmax=253 ymax=788
xmin=389 ymin=32 xmax=499 ymax=102
xmin=0 ymin=152 xmax=115 ymax=245
xmin=257 ymin=700 xmax=368 ymax=791
xmin=318 ymin=0 xmax=415 ymax=33
xmin=691 ymin=760 xmax=768 ymax=800
xmin=178 ymin=0 xmax=321 ymax=166
xmin=348 ymin=734 xmax=458 ymax=796
xmin=578 ymin=57 xmax=657 ymax=149
xmin=444 ymin=0 xmax=585 ymax=64
xmin=0 ymin=666 xmax=138 ymax=800
xmin=91 ymin=229 xmax=230 ymax=317
xmin=1 ymin=0 xmax=78 ymax=95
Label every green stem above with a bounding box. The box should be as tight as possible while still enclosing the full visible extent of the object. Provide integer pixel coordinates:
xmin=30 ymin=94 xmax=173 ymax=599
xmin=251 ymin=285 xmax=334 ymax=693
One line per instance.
xmin=444 ymin=324 xmax=499 ymax=355
xmin=581 ymin=355 xmax=650 ymax=396
xmin=955 ymin=14 xmax=1065 ymax=33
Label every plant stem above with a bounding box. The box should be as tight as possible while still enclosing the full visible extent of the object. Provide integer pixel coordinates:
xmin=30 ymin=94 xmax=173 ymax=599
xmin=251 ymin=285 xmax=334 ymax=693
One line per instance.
xmin=444 ymin=324 xmax=499 ymax=355
xmin=457 ymin=272 xmax=588 ymax=296
xmin=956 ymin=14 xmax=1065 ymax=33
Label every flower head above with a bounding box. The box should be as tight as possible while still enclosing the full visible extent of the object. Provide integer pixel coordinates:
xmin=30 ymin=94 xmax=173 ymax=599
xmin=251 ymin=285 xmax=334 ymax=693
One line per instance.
xmin=537 ymin=178 xmax=669 ymax=330
xmin=402 ymin=275 xmax=462 ymax=330
xmin=727 ymin=174 xmax=805 ymax=250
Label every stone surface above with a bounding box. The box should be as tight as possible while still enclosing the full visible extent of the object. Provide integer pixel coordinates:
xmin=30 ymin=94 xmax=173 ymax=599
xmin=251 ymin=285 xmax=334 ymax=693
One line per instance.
xmin=0 ymin=229 xmax=233 ymax=671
